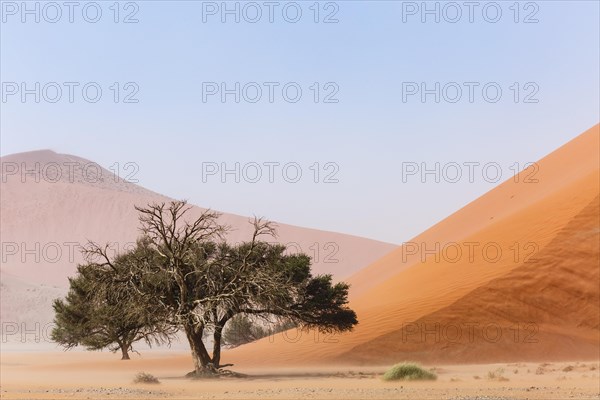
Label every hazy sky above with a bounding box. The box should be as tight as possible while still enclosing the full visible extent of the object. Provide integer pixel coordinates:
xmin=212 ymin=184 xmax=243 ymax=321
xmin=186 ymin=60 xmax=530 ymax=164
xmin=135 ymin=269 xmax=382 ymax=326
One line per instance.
xmin=1 ymin=1 xmax=599 ymax=244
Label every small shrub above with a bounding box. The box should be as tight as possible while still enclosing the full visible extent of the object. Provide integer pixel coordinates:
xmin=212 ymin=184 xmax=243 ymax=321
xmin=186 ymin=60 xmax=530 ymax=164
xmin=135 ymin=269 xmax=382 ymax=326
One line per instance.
xmin=382 ymin=363 xmax=437 ymax=381
xmin=487 ymin=368 xmax=509 ymax=382
xmin=535 ymin=367 xmax=545 ymax=375
xmin=134 ymin=372 xmax=160 ymax=384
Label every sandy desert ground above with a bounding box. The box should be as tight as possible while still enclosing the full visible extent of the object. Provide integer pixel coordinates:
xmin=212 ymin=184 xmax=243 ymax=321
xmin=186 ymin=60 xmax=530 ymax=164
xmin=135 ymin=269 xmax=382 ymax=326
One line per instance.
xmin=1 ymin=351 xmax=599 ymax=400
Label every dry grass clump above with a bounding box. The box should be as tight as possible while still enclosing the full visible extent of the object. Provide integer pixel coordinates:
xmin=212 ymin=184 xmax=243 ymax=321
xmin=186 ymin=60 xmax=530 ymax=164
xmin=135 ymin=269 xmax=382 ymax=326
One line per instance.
xmin=487 ymin=368 xmax=509 ymax=382
xmin=133 ymin=372 xmax=160 ymax=384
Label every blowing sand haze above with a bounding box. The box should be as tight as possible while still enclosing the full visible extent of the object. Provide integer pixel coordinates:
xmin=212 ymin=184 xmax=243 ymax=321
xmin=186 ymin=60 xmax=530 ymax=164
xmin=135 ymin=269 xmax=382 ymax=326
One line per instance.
xmin=1 ymin=1 xmax=599 ymax=399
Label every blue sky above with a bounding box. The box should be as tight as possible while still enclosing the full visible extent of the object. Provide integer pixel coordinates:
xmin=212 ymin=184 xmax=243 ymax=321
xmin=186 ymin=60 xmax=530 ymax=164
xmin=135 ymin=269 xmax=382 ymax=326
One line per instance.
xmin=1 ymin=1 xmax=599 ymax=244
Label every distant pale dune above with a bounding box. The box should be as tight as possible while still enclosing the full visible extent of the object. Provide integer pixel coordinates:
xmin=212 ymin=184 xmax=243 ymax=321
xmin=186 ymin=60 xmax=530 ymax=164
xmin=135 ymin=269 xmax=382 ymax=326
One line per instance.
xmin=0 ymin=150 xmax=395 ymax=343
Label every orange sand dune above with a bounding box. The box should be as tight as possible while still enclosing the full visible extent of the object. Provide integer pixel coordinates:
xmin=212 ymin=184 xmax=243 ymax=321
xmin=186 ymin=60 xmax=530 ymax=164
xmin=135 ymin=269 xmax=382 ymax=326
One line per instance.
xmin=226 ymin=124 xmax=600 ymax=366
xmin=344 ymin=194 xmax=599 ymax=364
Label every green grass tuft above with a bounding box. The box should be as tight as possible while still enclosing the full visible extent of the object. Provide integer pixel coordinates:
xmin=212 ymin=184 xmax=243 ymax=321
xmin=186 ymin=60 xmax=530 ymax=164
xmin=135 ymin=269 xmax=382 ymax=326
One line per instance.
xmin=382 ymin=362 xmax=437 ymax=381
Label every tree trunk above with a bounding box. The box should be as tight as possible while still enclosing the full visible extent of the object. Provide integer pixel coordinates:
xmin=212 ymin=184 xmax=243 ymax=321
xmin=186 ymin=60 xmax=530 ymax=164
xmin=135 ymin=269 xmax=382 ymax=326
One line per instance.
xmin=120 ymin=344 xmax=130 ymax=360
xmin=184 ymin=324 xmax=213 ymax=374
xmin=212 ymin=325 xmax=223 ymax=368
